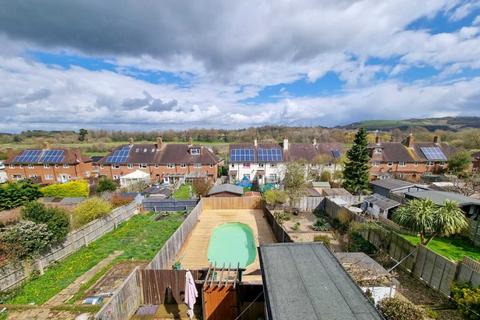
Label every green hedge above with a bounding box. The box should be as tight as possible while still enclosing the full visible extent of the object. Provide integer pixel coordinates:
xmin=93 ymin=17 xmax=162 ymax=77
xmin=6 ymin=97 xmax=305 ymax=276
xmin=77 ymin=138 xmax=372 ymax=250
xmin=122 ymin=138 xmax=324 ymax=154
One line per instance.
xmin=0 ymin=180 xmax=42 ymax=210
xmin=40 ymin=180 xmax=89 ymax=198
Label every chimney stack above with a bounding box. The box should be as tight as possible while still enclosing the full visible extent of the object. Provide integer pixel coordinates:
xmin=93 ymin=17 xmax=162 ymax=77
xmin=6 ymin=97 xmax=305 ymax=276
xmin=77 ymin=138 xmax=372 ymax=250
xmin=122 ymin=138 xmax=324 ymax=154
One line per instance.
xmin=188 ymin=136 xmax=193 ymax=146
xmin=433 ymin=136 xmax=440 ymax=144
xmin=156 ymin=136 xmax=163 ymax=149
xmin=405 ymin=133 xmax=414 ymax=148
xmin=128 ymin=137 xmax=134 ymax=146
xmin=283 ymin=138 xmax=289 ymax=151
xmin=6 ymin=148 xmax=14 ymax=159
xmin=254 ymin=138 xmax=258 ymax=147
xmin=375 ymin=130 xmax=380 ymax=144
xmin=313 ymin=138 xmax=317 ymax=146
xmin=42 ymin=141 xmax=50 ymax=150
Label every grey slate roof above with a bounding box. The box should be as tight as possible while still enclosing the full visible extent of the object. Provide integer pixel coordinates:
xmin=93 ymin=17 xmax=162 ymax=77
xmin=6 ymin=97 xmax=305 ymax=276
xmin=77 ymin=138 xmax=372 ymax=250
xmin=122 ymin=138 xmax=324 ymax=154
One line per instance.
xmin=364 ymin=194 xmax=401 ymax=210
xmin=370 ymin=178 xmax=415 ymax=191
xmin=208 ymin=183 xmax=244 ymax=196
xmin=405 ymin=190 xmax=480 ymax=206
xmin=259 ymin=243 xmax=383 ymax=320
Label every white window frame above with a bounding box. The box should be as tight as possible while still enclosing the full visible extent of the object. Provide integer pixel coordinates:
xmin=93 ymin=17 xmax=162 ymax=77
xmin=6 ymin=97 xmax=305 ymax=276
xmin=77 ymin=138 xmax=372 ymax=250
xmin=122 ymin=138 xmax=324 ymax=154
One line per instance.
xmin=194 ymin=163 xmax=201 ymax=169
xmin=258 ymin=163 xmax=265 ymax=168
xmin=243 ymin=163 xmax=251 ymax=168
xmin=167 ymin=163 xmax=175 ymax=169
xmin=44 ymin=174 xmax=53 ymax=180
xmin=112 ymin=164 xmax=120 ymax=169
xmin=9 ymin=164 xmax=15 ymax=169
xmin=139 ymin=163 xmax=147 ymax=168
xmin=28 ymin=164 xmax=34 ymax=169
xmin=100 ymin=164 xmax=104 ymax=169
xmin=63 ymin=163 xmax=69 ymax=168
xmin=113 ymin=175 xmax=119 ymax=180
xmin=230 ymin=164 xmax=235 ymax=168
xmin=209 ymin=164 xmax=214 ymax=168
xmin=372 ymin=162 xmax=379 ymax=167
xmin=270 ymin=163 xmax=277 ymax=168
xmin=191 ymin=148 xmax=200 ymax=155
xmin=154 ymin=164 xmax=160 ymax=168
xmin=180 ymin=163 xmax=187 ymax=168
xmin=387 ymin=162 xmax=393 ymax=166
xmin=427 ymin=161 xmax=434 ymax=166
xmin=43 ymin=164 xmax=50 ymax=169
xmin=127 ymin=163 xmax=133 ymax=169
xmin=399 ymin=161 xmax=405 ymax=167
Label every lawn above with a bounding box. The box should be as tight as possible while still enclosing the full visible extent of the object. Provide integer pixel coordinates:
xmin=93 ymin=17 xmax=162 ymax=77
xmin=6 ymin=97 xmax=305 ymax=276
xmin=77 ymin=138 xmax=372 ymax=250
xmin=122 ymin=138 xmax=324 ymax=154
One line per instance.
xmin=401 ymin=234 xmax=480 ymax=262
xmin=6 ymin=212 xmax=183 ymax=305
xmin=173 ymin=184 xmax=191 ymax=200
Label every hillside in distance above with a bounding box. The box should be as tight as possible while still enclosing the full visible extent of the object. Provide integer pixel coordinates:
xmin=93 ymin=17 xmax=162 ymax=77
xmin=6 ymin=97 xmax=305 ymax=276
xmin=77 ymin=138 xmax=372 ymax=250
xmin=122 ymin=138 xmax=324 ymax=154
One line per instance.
xmin=340 ymin=117 xmax=480 ymax=131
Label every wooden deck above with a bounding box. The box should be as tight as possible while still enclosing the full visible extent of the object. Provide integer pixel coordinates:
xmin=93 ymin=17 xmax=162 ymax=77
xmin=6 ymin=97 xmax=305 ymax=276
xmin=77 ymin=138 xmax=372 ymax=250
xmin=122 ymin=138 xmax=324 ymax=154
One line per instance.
xmin=175 ymin=209 xmax=276 ymax=283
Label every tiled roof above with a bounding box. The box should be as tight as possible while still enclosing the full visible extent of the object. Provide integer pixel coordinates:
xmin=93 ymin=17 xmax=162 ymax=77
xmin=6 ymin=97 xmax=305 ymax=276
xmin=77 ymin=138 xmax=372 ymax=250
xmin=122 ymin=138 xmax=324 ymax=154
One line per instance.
xmin=4 ymin=148 xmax=91 ymax=165
xmin=99 ymin=143 xmax=219 ymax=165
xmin=369 ymin=141 xmax=455 ymax=163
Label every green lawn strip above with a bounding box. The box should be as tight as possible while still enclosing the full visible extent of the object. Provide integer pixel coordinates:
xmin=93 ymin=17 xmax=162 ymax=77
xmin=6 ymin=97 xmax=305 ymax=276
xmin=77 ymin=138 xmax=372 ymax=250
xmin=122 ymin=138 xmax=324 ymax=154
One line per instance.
xmin=401 ymin=234 xmax=480 ymax=262
xmin=173 ymin=184 xmax=191 ymax=200
xmin=7 ymin=212 xmax=183 ymax=305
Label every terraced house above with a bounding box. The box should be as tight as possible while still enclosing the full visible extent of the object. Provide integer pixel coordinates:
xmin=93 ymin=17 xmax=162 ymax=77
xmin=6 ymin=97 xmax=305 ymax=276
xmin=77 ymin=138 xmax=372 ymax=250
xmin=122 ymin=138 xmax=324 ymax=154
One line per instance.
xmin=229 ymin=138 xmax=343 ymax=185
xmin=369 ymin=134 xmax=456 ymax=181
xmin=4 ymin=144 xmax=93 ymax=184
xmin=96 ymin=138 xmax=220 ymax=183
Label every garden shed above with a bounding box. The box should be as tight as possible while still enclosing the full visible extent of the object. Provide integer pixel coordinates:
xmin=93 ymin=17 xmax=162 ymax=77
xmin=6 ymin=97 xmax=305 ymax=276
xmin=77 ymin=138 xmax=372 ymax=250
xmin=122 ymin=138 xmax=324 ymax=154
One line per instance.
xmin=207 ymin=184 xmax=244 ymax=197
xmin=362 ymin=193 xmax=401 ymax=219
xmin=119 ymin=170 xmax=151 ymax=187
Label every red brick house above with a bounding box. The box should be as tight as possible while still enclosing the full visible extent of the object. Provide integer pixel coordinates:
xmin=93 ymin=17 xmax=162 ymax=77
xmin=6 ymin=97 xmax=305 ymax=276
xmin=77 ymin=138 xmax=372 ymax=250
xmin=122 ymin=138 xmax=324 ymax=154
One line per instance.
xmin=4 ymin=145 xmax=93 ymax=184
xmin=95 ymin=138 xmax=219 ymax=183
xmin=369 ymin=134 xmax=455 ymax=181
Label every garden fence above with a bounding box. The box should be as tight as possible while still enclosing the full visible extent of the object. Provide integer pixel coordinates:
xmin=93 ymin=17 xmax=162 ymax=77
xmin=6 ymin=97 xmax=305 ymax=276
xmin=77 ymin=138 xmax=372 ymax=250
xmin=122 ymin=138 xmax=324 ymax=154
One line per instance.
xmin=292 ymin=196 xmax=324 ymax=212
xmin=142 ymin=198 xmax=198 ymax=212
xmin=323 ymin=197 xmax=480 ymax=296
xmin=0 ymin=201 xmax=138 ymax=292
xmin=263 ymin=207 xmax=292 ymax=243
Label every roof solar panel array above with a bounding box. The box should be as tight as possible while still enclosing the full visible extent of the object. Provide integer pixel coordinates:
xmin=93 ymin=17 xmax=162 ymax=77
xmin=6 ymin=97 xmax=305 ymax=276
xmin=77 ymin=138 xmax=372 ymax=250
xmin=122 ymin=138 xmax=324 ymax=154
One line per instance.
xmin=258 ymin=148 xmax=283 ymax=162
xmin=106 ymin=145 xmax=131 ymax=163
xmin=420 ymin=147 xmax=447 ymax=161
xmin=13 ymin=149 xmax=65 ymax=164
xmin=230 ymin=148 xmax=255 ymax=162
xmin=331 ymin=149 xmax=341 ymax=159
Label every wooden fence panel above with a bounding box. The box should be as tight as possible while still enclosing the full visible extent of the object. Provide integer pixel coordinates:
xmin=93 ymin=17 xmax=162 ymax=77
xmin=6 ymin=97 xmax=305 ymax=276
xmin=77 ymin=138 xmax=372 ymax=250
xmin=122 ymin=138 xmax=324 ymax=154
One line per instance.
xmin=201 ymin=197 xmax=262 ymax=210
xmin=0 ymin=202 xmax=138 ymax=291
xmin=292 ymin=197 xmax=324 ymax=212
xmin=95 ymin=267 xmax=142 ymax=320
xmin=457 ymin=257 xmax=480 ymax=288
xmin=263 ymin=208 xmax=292 ymax=243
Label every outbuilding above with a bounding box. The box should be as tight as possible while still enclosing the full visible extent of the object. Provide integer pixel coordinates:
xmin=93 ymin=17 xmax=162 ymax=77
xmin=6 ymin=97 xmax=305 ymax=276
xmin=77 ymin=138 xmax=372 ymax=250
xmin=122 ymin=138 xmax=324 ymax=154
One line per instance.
xmin=207 ymin=184 xmax=244 ymax=197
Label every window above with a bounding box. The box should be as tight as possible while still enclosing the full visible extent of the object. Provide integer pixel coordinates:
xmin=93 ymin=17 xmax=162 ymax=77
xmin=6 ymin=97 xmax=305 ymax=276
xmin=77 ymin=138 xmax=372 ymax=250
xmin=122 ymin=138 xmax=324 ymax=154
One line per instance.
xmin=9 ymin=164 xmax=14 ymax=168
xmin=399 ymin=161 xmax=405 ymax=167
xmin=180 ymin=164 xmax=187 ymax=168
xmin=209 ymin=164 xmax=214 ymax=168
xmin=143 ymin=148 xmax=147 ymax=152
xmin=29 ymin=174 xmax=37 ymax=179
xmin=43 ymin=164 xmax=50 ymax=168
xmin=243 ymin=163 xmax=250 ymax=168
xmin=414 ymin=162 xmax=418 ymax=166
xmin=372 ymin=162 xmax=379 ymax=167
xmin=127 ymin=163 xmax=133 ymax=169
xmin=259 ymin=163 xmax=264 ymax=168
xmin=270 ymin=163 xmax=277 ymax=168
xmin=191 ymin=148 xmax=200 ymax=155
xmin=54 ymin=164 xmax=59 ymax=168
xmin=44 ymin=174 xmax=53 ymax=180
xmin=28 ymin=164 xmax=34 ymax=169
xmin=167 ymin=163 xmax=175 ymax=169
xmin=139 ymin=163 xmax=147 ymax=168
xmin=374 ymin=148 xmax=382 ymax=154
xmin=100 ymin=164 xmax=104 ymax=169
xmin=112 ymin=164 xmax=120 ymax=169
xmin=63 ymin=164 xmax=69 ymax=168
xmin=230 ymin=164 xmax=235 ymax=168
xmin=387 ymin=162 xmax=393 ymax=166
xmin=154 ymin=164 xmax=159 ymax=168
xmin=13 ymin=174 xmax=22 ymax=180
xmin=269 ymin=174 xmax=277 ymax=181
xmin=113 ymin=175 xmax=119 ymax=180
xmin=427 ymin=161 xmax=434 ymax=166
xmin=243 ymin=174 xmax=250 ymax=180
xmin=194 ymin=163 xmax=201 ymax=168
xmin=19 ymin=164 xmax=23 ymax=168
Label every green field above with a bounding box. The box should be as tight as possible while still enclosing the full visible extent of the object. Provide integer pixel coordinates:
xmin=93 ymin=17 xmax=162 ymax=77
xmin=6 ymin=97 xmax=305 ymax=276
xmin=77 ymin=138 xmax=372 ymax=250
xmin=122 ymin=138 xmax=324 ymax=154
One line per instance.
xmin=5 ymin=212 xmax=183 ymax=305
xmin=401 ymin=234 xmax=480 ymax=262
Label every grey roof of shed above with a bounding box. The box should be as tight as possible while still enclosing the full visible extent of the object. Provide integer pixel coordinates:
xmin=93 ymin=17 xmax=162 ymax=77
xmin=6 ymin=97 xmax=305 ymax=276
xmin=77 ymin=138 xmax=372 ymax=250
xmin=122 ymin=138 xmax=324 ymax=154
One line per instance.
xmin=370 ymin=179 xmax=415 ymax=191
xmin=405 ymin=190 xmax=480 ymax=206
xmin=364 ymin=193 xmax=401 ymax=210
xmin=259 ymin=243 xmax=383 ymax=320
xmin=207 ymin=184 xmax=244 ymax=196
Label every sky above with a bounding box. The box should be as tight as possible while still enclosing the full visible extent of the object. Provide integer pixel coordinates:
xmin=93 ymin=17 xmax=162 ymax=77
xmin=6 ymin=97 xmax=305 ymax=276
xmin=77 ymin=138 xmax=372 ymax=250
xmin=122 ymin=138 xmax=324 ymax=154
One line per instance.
xmin=0 ymin=0 xmax=480 ymax=132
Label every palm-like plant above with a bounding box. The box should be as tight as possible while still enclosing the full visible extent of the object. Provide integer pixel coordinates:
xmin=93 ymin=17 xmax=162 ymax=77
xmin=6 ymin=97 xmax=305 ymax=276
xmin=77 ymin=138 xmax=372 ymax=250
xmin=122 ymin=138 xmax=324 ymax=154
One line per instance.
xmin=393 ymin=199 xmax=468 ymax=245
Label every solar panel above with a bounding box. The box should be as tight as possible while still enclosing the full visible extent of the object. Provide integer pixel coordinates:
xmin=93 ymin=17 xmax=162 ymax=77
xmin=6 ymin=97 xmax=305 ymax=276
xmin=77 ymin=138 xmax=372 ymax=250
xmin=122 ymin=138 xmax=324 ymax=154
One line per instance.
xmin=40 ymin=150 xmax=65 ymax=163
xmin=420 ymin=147 xmax=447 ymax=161
xmin=258 ymin=148 xmax=283 ymax=162
xmin=331 ymin=149 xmax=341 ymax=159
xmin=230 ymin=148 xmax=254 ymax=162
xmin=14 ymin=150 xmax=42 ymax=163
xmin=106 ymin=145 xmax=131 ymax=163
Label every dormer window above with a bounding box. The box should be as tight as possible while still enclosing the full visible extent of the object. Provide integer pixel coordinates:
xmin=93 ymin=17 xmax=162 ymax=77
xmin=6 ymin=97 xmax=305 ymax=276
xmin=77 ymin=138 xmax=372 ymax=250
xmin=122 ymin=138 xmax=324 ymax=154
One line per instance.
xmin=143 ymin=148 xmax=147 ymax=152
xmin=374 ymin=148 xmax=382 ymax=154
xmin=135 ymin=148 xmax=140 ymax=152
xmin=190 ymin=148 xmax=201 ymax=155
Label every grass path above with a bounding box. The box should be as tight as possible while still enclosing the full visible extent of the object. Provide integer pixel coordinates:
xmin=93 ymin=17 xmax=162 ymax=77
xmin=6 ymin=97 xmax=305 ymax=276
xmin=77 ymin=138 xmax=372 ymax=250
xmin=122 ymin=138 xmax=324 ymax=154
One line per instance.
xmin=6 ymin=212 xmax=183 ymax=305
xmin=401 ymin=234 xmax=480 ymax=262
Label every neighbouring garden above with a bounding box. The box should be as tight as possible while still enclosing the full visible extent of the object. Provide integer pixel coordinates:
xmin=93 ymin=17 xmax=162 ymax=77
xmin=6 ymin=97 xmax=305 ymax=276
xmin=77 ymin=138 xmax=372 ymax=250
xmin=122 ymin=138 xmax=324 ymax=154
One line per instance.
xmin=2 ymin=212 xmax=183 ymax=305
xmin=173 ymin=183 xmax=192 ymax=199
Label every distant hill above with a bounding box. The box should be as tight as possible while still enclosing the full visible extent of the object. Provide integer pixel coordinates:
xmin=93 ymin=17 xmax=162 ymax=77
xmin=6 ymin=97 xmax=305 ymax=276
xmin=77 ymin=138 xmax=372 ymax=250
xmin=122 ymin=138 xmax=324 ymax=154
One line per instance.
xmin=339 ymin=117 xmax=480 ymax=131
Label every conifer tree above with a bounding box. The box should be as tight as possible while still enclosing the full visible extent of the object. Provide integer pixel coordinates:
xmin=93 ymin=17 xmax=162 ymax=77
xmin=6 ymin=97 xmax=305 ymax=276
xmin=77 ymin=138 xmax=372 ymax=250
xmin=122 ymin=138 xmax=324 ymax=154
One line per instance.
xmin=343 ymin=128 xmax=370 ymax=193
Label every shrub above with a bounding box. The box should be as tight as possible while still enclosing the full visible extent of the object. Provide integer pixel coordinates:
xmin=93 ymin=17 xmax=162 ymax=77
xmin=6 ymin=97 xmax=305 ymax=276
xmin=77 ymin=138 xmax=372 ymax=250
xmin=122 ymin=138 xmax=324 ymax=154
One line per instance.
xmin=320 ymin=171 xmax=332 ymax=182
xmin=73 ymin=197 xmax=112 ymax=227
xmin=22 ymin=201 xmax=70 ymax=244
xmin=348 ymin=232 xmax=377 ymax=254
xmin=192 ymin=179 xmax=213 ymax=197
xmin=264 ymin=189 xmax=287 ymax=207
xmin=110 ymin=194 xmax=133 ymax=208
xmin=96 ymin=177 xmax=117 ymax=193
xmin=378 ymin=297 xmax=425 ymax=320
xmin=40 ymin=180 xmax=89 ymax=198
xmin=314 ymin=234 xmax=331 ymax=245
xmin=273 ymin=211 xmax=290 ymax=224
xmin=291 ymin=222 xmax=300 ymax=231
xmin=0 ymin=221 xmax=53 ymax=260
xmin=0 ymin=180 xmax=42 ymax=210
xmin=312 ymin=217 xmax=331 ymax=231
xmin=451 ymin=282 xmax=480 ymax=319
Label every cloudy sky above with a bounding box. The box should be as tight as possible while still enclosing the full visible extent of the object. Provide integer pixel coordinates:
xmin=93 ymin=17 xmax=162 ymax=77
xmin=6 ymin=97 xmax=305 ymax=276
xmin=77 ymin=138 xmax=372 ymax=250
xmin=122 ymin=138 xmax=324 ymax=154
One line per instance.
xmin=1 ymin=0 xmax=480 ymax=132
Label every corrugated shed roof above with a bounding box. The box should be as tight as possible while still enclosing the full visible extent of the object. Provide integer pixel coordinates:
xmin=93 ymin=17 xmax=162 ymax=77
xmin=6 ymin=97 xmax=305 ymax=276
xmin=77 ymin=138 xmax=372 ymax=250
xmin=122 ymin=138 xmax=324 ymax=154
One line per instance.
xmin=405 ymin=190 xmax=480 ymax=206
xmin=259 ymin=243 xmax=383 ymax=320
xmin=364 ymin=193 xmax=401 ymax=210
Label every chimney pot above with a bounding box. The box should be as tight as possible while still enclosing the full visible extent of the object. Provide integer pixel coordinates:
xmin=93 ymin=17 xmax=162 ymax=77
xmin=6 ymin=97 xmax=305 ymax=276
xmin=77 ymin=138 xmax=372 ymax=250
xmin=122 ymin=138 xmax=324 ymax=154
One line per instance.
xmin=313 ymin=138 xmax=317 ymax=146
xmin=433 ymin=136 xmax=440 ymax=144
xmin=254 ymin=138 xmax=258 ymax=147
xmin=42 ymin=141 xmax=50 ymax=150
xmin=128 ymin=137 xmax=134 ymax=145
xmin=188 ymin=136 xmax=193 ymax=146
xmin=156 ymin=136 xmax=163 ymax=149
xmin=405 ymin=133 xmax=414 ymax=148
